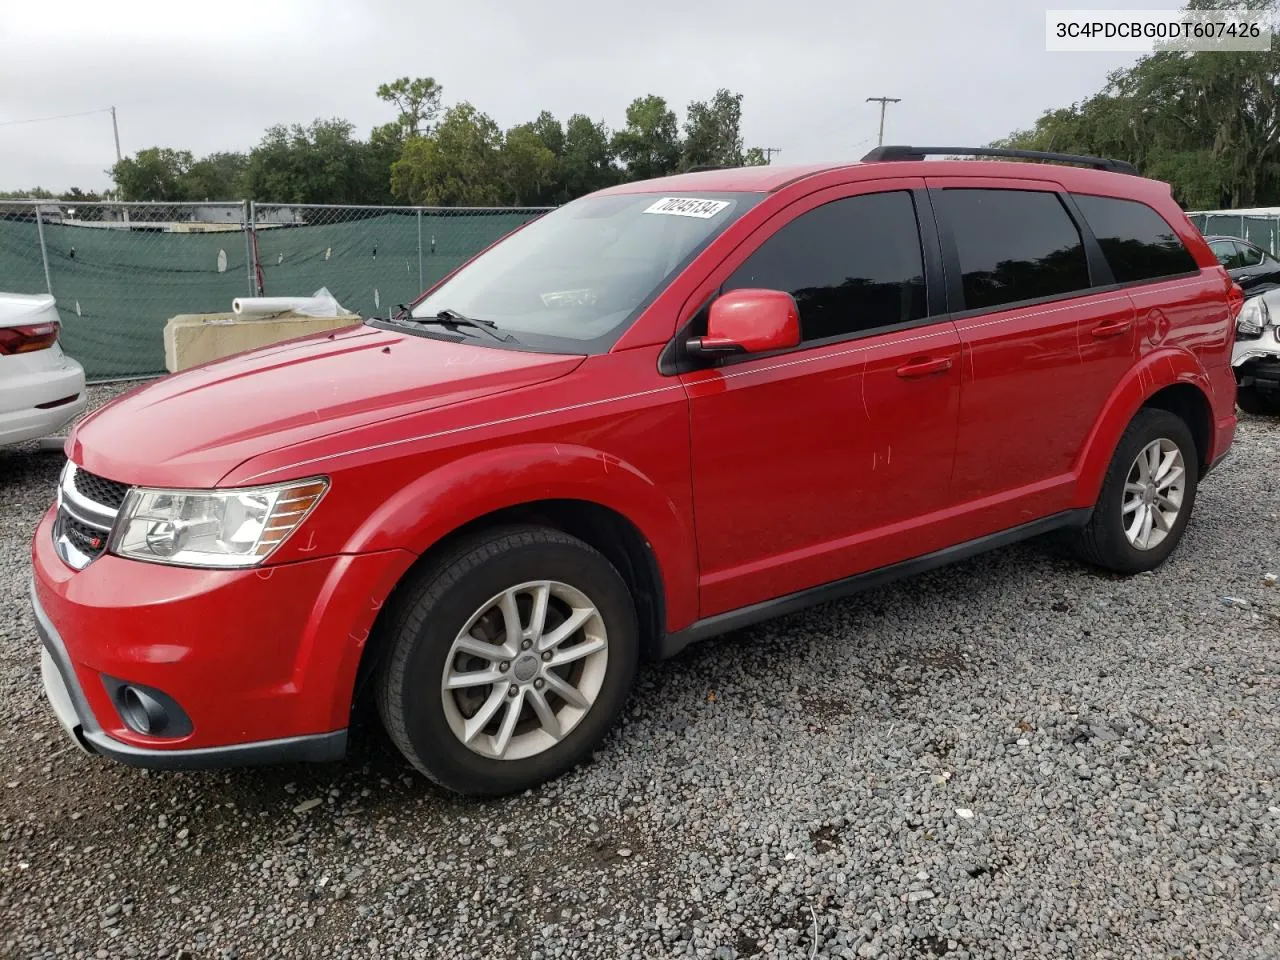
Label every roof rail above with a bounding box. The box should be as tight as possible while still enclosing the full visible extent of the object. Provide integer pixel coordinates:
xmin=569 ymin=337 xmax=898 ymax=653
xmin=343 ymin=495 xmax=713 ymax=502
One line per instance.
xmin=685 ymin=164 xmax=728 ymax=173
xmin=861 ymin=145 xmax=1139 ymax=176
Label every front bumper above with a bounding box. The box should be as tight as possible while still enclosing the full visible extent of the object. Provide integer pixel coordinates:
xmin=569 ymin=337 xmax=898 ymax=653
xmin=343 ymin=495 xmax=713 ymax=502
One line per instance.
xmin=1232 ymin=326 xmax=1280 ymax=379
xmin=1233 ymin=353 xmax=1280 ymax=397
xmin=31 ymin=508 xmax=415 ymax=768
xmin=35 ymin=586 xmax=346 ymax=767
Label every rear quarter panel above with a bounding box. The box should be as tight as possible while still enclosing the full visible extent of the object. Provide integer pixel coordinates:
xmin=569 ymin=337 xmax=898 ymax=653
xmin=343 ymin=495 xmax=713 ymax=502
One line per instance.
xmin=1071 ymin=269 xmax=1235 ymax=506
xmin=1057 ymin=177 xmax=1237 ymax=495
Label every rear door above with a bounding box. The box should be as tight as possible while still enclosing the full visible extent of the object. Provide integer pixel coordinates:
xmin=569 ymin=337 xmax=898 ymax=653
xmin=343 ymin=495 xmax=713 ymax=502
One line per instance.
xmin=679 ymin=180 xmax=962 ymax=616
xmin=926 ymin=179 xmax=1135 ymax=530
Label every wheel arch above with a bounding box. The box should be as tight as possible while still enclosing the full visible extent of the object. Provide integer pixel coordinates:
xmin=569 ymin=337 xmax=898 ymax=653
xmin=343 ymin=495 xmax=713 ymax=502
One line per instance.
xmin=1073 ymin=351 xmax=1216 ymax=507
xmin=350 ymin=497 xmax=668 ymax=710
xmin=1140 ymin=382 xmax=1212 ymax=474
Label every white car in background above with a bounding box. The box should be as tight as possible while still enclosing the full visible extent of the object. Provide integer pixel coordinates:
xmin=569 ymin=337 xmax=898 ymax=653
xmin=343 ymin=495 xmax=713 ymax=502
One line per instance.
xmin=0 ymin=293 xmax=87 ymax=446
xmin=1233 ymin=286 xmax=1280 ymax=415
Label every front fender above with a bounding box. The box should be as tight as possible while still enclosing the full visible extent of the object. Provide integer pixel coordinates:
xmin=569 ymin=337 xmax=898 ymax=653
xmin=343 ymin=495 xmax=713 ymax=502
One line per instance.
xmin=339 ymin=442 xmax=698 ymax=631
xmin=1072 ymin=348 xmax=1215 ymax=508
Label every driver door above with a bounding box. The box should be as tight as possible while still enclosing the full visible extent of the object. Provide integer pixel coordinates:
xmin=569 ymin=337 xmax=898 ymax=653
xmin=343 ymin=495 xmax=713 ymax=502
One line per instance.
xmin=679 ymin=182 xmax=963 ymax=617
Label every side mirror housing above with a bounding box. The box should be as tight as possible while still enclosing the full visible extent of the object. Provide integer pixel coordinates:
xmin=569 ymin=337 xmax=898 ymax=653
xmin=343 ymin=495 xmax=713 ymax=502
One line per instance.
xmin=687 ymin=288 xmax=801 ymax=359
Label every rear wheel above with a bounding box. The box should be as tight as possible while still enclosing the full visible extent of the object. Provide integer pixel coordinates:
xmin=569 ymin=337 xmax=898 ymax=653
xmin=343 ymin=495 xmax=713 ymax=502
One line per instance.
xmin=376 ymin=525 xmax=638 ymax=796
xmin=1072 ymin=408 xmax=1198 ymax=574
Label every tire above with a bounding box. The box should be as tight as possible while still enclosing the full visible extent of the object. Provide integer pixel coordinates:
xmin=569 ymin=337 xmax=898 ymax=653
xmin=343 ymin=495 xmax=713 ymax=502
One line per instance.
xmin=1072 ymin=408 xmax=1199 ymax=575
xmin=1237 ymin=385 xmax=1280 ymax=416
xmin=376 ymin=524 xmax=639 ymax=797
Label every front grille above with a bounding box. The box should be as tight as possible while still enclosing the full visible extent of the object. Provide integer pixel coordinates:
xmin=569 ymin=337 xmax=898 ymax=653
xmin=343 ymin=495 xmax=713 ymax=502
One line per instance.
xmin=60 ymin=514 xmax=109 ymax=559
xmin=54 ymin=464 xmax=127 ymax=570
xmin=72 ymin=469 xmax=129 ymax=510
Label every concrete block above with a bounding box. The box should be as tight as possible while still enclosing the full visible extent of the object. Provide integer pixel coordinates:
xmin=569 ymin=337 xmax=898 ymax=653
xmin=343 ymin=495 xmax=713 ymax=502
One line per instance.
xmin=164 ymin=311 xmax=362 ymax=373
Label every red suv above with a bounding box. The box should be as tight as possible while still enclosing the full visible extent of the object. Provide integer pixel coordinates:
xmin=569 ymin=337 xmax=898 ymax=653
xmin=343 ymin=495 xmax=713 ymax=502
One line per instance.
xmin=32 ymin=147 xmax=1240 ymax=796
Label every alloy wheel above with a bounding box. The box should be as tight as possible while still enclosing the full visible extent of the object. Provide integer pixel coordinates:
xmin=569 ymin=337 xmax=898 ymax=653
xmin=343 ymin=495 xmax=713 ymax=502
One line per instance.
xmin=1122 ymin=438 xmax=1186 ymax=551
xmin=440 ymin=580 xmax=608 ymax=760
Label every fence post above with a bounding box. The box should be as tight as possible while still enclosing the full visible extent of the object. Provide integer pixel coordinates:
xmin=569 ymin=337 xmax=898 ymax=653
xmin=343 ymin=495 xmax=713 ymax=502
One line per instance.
xmin=242 ymin=200 xmax=256 ymax=297
xmin=34 ymin=205 xmax=53 ymax=295
xmin=417 ymin=208 xmax=424 ymax=293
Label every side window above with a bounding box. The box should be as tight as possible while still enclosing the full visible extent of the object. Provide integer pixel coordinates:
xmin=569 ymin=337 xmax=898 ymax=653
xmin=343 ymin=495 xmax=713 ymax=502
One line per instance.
xmin=1237 ymin=242 xmax=1264 ymax=267
xmin=1070 ymin=193 xmax=1199 ymax=282
xmin=1209 ymin=239 xmax=1238 ymax=268
xmin=938 ymin=188 xmax=1090 ymax=311
xmin=724 ymin=191 xmax=927 ymax=342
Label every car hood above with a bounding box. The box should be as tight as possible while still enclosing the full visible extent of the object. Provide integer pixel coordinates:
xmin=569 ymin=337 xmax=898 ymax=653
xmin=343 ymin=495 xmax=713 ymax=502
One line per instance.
xmin=69 ymin=324 xmax=584 ymax=487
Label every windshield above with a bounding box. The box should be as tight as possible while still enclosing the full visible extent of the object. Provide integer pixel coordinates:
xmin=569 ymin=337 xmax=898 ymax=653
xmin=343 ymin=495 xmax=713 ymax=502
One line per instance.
xmin=409 ymin=191 xmax=760 ymax=352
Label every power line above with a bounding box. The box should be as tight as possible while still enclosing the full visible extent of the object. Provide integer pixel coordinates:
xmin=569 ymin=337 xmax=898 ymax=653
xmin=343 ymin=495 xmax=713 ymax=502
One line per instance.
xmin=0 ymin=107 xmax=114 ymax=128
xmin=762 ymin=147 xmax=782 ymax=164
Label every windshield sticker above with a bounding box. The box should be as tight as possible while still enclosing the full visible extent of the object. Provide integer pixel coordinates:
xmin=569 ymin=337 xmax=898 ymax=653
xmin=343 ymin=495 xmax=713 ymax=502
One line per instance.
xmin=643 ymin=197 xmax=731 ymax=219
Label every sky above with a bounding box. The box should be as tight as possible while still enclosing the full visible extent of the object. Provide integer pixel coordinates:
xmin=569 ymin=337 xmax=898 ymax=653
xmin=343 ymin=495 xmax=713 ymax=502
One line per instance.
xmin=0 ymin=0 xmax=1176 ymax=193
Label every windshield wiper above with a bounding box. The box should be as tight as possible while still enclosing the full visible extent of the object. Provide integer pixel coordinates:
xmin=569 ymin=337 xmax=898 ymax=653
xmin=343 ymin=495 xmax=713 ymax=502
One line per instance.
xmin=399 ymin=307 xmax=514 ymax=343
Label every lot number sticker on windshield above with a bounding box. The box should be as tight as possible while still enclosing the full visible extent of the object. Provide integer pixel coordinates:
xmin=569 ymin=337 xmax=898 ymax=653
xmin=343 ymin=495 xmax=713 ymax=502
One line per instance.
xmin=643 ymin=197 xmax=730 ymax=219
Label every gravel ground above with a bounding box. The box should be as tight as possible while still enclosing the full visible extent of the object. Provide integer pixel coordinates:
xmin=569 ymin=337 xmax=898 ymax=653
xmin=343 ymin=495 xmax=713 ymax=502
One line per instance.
xmin=2 ymin=383 xmax=1278 ymax=960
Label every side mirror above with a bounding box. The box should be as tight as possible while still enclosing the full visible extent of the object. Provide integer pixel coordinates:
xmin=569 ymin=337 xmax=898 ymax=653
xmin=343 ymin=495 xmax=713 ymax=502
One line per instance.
xmin=687 ymin=288 xmax=801 ymax=359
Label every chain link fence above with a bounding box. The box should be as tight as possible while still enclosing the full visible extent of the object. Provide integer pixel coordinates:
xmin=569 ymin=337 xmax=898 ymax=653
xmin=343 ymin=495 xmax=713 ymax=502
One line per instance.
xmin=0 ymin=200 xmax=550 ymax=381
xmin=1186 ymin=210 xmax=1280 ymax=256
xmin=250 ymin=204 xmax=549 ymax=323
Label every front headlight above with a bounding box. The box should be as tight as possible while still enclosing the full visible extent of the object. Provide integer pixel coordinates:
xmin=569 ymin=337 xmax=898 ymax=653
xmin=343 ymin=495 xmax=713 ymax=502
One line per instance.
xmin=110 ymin=478 xmax=327 ymax=568
xmin=1237 ymin=297 xmax=1271 ymax=338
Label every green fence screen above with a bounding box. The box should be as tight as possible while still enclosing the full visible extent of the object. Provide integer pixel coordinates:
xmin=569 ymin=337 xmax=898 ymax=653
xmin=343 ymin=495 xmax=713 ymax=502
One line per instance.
xmin=0 ymin=203 xmax=546 ymax=380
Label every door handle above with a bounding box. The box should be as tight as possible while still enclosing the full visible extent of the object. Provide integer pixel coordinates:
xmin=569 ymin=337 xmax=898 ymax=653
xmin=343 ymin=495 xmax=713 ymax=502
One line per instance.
xmin=896 ymin=356 xmax=953 ymax=379
xmin=1091 ymin=319 xmax=1133 ymax=339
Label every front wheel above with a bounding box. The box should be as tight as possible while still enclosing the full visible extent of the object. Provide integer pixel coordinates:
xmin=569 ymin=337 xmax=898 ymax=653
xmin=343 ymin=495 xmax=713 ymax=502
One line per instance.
xmin=1237 ymin=384 xmax=1280 ymax=416
xmin=1071 ymin=408 xmax=1199 ymax=574
xmin=376 ymin=525 xmax=639 ymax=796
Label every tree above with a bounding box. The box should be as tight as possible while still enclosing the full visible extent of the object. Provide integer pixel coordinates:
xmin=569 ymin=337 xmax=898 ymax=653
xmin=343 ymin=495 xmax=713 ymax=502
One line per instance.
xmin=682 ymin=89 xmax=747 ymax=168
xmin=390 ymin=103 xmax=505 ymax=205
xmin=376 ymin=76 xmax=444 ymax=138
xmin=559 ymin=114 xmax=619 ymax=200
xmin=110 ymin=147 xmax=194 ymax=201
xmin=75 ymin=84 xmax=775 ymax=206
xmin=529 ymin=110 xmax=566 ymax=159
xmin=501 ymin=124 xmax=558 ymax=205
xmin=742 ymin=147 xmax=768 ymax=166
xmin=0 ymin=187 xmax=56 ymax=199
xmin=996 ymin=3 xmax=1280 ymax=208
xmin=183 ymin=152 xmax=248 ymax=200
xmin=243 ymin=119 xmax=393 ymax=204
xmin=611 ymin=95 xmax=681 ymax=181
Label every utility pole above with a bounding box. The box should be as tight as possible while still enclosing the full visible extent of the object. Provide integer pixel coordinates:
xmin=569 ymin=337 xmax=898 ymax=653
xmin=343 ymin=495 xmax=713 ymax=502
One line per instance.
xmin=762 ymin=147 xmax=782 ymax=164
xmin=865 ymin=96 xmax=901 ymax=147
xmin=110 ymin=106 xmax=128 ymax=224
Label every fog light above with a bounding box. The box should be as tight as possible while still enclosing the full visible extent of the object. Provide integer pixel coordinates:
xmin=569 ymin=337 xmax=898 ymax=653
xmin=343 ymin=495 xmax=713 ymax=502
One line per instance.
xmin=101 ymin=676 xmax=193 ymax=738
xmin=118 ymin=686 xmax=167 ymax=734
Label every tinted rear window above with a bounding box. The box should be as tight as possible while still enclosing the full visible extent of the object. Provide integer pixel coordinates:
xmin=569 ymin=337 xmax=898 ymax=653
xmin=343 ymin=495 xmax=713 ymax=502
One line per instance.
xmin=1071 ymin=194 xmax=1198 ymax=283
xmin=938 ymin=189 xmax=1090 ymax=311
